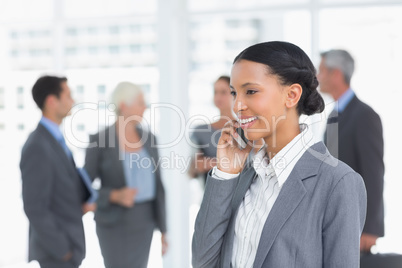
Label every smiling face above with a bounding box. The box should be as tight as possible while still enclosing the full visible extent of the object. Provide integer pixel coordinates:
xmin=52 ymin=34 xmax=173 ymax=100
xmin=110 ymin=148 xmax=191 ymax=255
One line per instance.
xmin=230 ymin=59 xmax=301 ymax=149
xmin=230 ymin=60 xmax=289 ymax=142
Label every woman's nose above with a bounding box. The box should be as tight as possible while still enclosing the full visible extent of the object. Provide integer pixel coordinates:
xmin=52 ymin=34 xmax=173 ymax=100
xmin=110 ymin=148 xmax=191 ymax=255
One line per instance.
xmin=233 ymin=98 xmax=246 ymax=114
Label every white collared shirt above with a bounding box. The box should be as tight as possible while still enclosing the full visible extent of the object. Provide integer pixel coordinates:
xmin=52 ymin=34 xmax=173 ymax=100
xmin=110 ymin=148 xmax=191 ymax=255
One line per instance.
xmin=212 ymin=124 xmax=315 ymax=267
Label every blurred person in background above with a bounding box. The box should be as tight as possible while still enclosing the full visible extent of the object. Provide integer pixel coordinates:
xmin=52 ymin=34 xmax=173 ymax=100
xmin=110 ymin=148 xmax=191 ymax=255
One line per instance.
xmin=318 ymin=49 xmax=384 ymax=253
xmin=20 ymin=75 xmax=96 ymax=268
xmin=84 ymin=82 xmax=167 ymax=268
xmin=189 ymin=75 xmax=235 ymax=185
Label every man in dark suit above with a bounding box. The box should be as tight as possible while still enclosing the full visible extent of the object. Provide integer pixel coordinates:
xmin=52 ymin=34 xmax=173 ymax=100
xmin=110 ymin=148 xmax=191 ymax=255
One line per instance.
xmin=318 ymin=50 xmax=384 ymax=253
xmin=20 ymin=76 xmax=95 ymax=268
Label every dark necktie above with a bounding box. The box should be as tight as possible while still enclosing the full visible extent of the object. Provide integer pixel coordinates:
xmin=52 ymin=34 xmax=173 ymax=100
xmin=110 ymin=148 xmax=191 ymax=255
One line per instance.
xmin=324 ymin=109 xmax=339 ymax=158
xmin=58 ymin=136 xmax=73 ymax=160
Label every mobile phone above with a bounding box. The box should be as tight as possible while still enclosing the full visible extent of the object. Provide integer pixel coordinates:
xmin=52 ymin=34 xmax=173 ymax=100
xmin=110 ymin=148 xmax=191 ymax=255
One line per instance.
xmin=232 ymin=127 xmax=248 ymax=149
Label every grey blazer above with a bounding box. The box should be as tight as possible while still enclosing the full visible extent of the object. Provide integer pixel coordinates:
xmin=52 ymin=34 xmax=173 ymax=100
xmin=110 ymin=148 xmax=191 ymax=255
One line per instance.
xmin=325 ymin=95 xmax=384 ymax=237
xmin=192 ymin=142 xmax=367 ymax=268
xmin=20 ymin=123 xmax=88 ymax=266
xmin=84 ymin=124 xmax=166 ymax=233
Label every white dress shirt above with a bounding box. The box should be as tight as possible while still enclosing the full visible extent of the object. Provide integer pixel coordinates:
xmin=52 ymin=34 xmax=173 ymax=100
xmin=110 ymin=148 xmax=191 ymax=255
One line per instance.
xmin=212 ymin=124 xmax=314 ymax=267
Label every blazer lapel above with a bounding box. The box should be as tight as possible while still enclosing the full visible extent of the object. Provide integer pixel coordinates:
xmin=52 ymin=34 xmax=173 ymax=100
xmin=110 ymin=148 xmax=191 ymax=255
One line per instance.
xmin=231 ymin=165 xmax=257 ymax=211
xmin=253 ymin=173 xmax=307 ymax=268
xmin=339 ymin=95 xmax=358 ymax=120
xmin=37 ymin=124 xmax=77 ymax=175
xmin=253 ymin=142 xmax=327 ymax=268
xmin=108 ymin=125 xmax=128 ymax=186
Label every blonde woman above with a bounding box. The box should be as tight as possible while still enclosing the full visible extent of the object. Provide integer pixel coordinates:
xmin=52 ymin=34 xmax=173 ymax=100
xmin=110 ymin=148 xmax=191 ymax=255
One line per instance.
xmin=85 ymin=82 xmax=167 ymax=268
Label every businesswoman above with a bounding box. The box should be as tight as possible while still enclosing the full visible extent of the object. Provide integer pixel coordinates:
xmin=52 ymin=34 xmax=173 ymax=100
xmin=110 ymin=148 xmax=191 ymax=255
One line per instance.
xmin=85 ymin=82 xmax=167 ymax=268
xmin=192 ymin=41 xmax=367 ymax=268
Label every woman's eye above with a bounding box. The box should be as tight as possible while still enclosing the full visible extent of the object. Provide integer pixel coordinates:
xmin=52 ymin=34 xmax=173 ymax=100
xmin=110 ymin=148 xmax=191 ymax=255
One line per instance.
xmin=246 ymin=90 xmax=257 ymax=95
xmin=230 ymin=91 xmax=237 ymax=97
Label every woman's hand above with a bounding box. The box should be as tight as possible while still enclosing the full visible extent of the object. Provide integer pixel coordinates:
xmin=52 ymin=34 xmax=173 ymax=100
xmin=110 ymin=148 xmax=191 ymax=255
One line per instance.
xmin=110 ymin=187 xmax=137 ymax=208
xmin=82 ymin=202 xmax=96 ymax=214
xmin=217 ymin=121 xmax=252 ymax=174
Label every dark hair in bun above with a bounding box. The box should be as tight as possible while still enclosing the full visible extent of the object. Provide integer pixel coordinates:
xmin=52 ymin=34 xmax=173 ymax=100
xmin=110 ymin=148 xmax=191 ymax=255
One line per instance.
xmin=234 ymin=41 xmax=325 ymax=116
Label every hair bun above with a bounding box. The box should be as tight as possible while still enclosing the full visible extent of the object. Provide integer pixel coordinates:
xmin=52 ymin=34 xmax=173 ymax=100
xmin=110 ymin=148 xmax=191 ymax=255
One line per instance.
xmin=302 ymin=89 xmax=325 ymax=116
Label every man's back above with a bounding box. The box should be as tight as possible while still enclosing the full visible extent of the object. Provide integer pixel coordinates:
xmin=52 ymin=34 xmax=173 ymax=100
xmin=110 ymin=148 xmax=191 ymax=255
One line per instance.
xmin=326 ymin=95 xmax=384 ymax=237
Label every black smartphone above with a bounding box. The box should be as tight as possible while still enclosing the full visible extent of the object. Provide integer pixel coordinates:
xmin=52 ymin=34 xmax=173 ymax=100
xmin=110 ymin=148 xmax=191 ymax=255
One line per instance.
xmin=232 ymin=127 xmax=248 ymax=149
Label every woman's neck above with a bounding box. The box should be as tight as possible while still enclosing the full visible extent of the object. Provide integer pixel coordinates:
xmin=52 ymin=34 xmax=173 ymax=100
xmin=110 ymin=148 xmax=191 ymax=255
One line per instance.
xmin=264 ymin=122 xmax=300 ymax=159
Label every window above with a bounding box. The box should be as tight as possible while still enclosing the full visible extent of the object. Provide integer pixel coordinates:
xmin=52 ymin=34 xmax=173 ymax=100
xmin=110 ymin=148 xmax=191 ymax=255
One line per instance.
xmin=88 ymin=27 xmax=98 ymax=35
xmin=74 ymin=85 xmax=85 ymax=103
xmin=109 ymin=26 xmax=120 ymax=34
xmin=41 ymin=30 xmax=51 ymax=37
xmin=10 ymin=31 xmax=18 ymax=39
xmin=226 ymin=20 xmax=241 ymax=28
xmin=28 ymin=31 xmax=37 ymax=38
xmin=141 ymin=44 xmax=156 ymax=53
xmin=130 ymin=24 xmax=141 ymax=33
xmin=97 ymin=85 xmax=107 ymax=108
xmin=65 ymin=47 xmax=77 ymax=55
xmin=77 ymin=124 xmax=85 ymax=131
xmin=66 ymin=28 xmax=78 ymax=36
xmin=225 ymin=40 xmax=253 ymax=50
xmin=130 ymin=44 xmax=141 ymax=53
xmin=29 ymin=49 xmax=51 ymax=57
xmin=11 ymin=50 xmax=19 ymax=57
xmin=97 ymin=85 xmax=106 ymax=95
xmin=17 ymin=86 xmax=24 ymax=109
xmin=109 ymin=46 xmax=120 ymax=54
xmin=77 ymin=85 xmax=84 ymax=94
xmin=88 ymin=46 xmax=98 ymax=54
xmin=0 ymin=88 xmax=4 ymax=109
xmin=141 ymin=24 xmax=156 ymax=33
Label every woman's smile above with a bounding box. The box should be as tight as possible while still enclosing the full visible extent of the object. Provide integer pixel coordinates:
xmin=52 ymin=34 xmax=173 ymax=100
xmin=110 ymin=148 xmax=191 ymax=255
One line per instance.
xmin=238 ymin=115 xmax=258 ymax=128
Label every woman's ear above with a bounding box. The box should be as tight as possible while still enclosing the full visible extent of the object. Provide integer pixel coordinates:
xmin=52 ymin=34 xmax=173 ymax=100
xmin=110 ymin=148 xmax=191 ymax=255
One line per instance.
xmin=285 ymin=84 xmax=302 ymax=109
